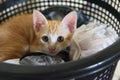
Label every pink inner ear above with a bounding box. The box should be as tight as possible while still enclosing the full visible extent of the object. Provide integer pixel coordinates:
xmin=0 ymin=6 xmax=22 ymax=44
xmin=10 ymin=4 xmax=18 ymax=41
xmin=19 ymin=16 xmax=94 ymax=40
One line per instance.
xmin=35 ymin=20 xmax=46 ymax=32
xmin=33 ymin=10 xmax=47 ymax=32
xmin=62 ymin=11 xmax=77 ymax=33
xmin=35 ymin=23 xmax=40 ymax=32
xmin=68 ymin=18 xmax=76 ymax=33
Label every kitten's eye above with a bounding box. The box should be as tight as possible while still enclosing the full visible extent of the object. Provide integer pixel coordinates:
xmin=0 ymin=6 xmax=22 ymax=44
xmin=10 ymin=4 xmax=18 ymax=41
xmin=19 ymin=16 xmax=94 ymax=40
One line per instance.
xmin=42 ymin=36 xmax=49 ymax=42
xmin=57 ymin=36 xmax=64 ymax=42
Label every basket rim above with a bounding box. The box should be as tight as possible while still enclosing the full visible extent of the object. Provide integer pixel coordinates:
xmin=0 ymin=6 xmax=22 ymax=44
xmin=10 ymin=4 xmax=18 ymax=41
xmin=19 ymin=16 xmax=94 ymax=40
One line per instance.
xmin=0 ymin=39 xmax=120 ymax=79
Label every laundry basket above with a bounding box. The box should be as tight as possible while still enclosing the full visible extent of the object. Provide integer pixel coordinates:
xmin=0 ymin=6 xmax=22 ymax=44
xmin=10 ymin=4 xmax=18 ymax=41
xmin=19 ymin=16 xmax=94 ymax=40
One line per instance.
xmin=0 ymin=0 xmax=120 ymax=80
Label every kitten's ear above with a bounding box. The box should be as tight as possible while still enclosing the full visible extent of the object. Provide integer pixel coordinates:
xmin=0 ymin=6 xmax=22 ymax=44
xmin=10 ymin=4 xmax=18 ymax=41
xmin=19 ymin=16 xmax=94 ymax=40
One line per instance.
xmin=61 ymin=11 xmax=77 ymax=33
xmin=33 ymin=10 xmax=47 ymax=32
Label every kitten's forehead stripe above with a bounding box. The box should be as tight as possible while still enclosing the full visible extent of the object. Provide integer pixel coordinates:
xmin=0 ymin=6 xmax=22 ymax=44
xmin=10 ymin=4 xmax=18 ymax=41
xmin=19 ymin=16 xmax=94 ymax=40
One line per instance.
xmin=48 ymin=20 xmax=61 ymax=34
xmin=47 ymin=20 xmax=61 ymax=44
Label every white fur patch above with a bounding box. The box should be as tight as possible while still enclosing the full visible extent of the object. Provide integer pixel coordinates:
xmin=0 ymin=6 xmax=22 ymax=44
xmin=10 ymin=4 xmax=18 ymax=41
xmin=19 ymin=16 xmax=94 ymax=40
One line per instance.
xmin=49 ymin=34 xmax=58 ymax=44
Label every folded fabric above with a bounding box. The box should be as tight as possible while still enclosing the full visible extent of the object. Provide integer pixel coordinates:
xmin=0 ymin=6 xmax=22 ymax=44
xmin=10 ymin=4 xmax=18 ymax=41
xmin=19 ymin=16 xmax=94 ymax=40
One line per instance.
xmin=4 ymin=55 xmax=65 ymax=65
xmin=70 ymin=21 xmax=118 ymax=60
xmin=20 ymin=55 xmax=64 ymax=65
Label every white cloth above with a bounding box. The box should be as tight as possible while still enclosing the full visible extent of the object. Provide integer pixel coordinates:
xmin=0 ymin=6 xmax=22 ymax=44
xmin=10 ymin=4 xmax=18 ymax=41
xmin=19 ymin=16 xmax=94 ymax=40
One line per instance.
xmin=70 ymin=21 xmax=118 ymax=60
xmin=4 ymin=59 xmax=20 ymax=64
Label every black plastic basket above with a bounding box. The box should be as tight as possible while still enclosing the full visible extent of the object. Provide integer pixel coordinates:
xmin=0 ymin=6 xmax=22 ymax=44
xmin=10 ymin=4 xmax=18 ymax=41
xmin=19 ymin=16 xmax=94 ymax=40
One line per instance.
xmin=0 ymin=0 xmax=120 ymax=80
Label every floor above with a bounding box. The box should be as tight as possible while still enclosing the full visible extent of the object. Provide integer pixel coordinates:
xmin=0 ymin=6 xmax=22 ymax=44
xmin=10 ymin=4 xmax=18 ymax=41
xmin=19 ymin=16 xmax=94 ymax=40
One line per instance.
xmin=113 ymin=60 xmax=120 ymax=80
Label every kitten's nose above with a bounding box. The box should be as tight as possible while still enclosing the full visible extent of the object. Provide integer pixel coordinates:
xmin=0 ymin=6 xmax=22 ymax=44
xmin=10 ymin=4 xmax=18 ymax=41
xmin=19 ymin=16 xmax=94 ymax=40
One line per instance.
xmin=49 ymin=47 xmax=56 ymax=53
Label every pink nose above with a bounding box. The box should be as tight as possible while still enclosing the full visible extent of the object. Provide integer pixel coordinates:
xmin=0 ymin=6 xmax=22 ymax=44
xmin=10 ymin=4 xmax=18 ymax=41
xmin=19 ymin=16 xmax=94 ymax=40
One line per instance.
xmin=49 ymin=47 xmax=56 ymax=52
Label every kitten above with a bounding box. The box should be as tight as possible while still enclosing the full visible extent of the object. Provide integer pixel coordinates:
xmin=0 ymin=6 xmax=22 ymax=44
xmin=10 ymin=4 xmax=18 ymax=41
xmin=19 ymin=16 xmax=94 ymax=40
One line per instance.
xmin=0 ymin=10 xmax=77 ymax=61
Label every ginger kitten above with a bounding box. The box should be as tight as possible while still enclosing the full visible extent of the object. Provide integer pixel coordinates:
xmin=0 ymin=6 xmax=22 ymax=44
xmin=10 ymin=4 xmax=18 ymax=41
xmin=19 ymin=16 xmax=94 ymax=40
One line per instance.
xmin=0 ymin=10 xmax=77 ymax=61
